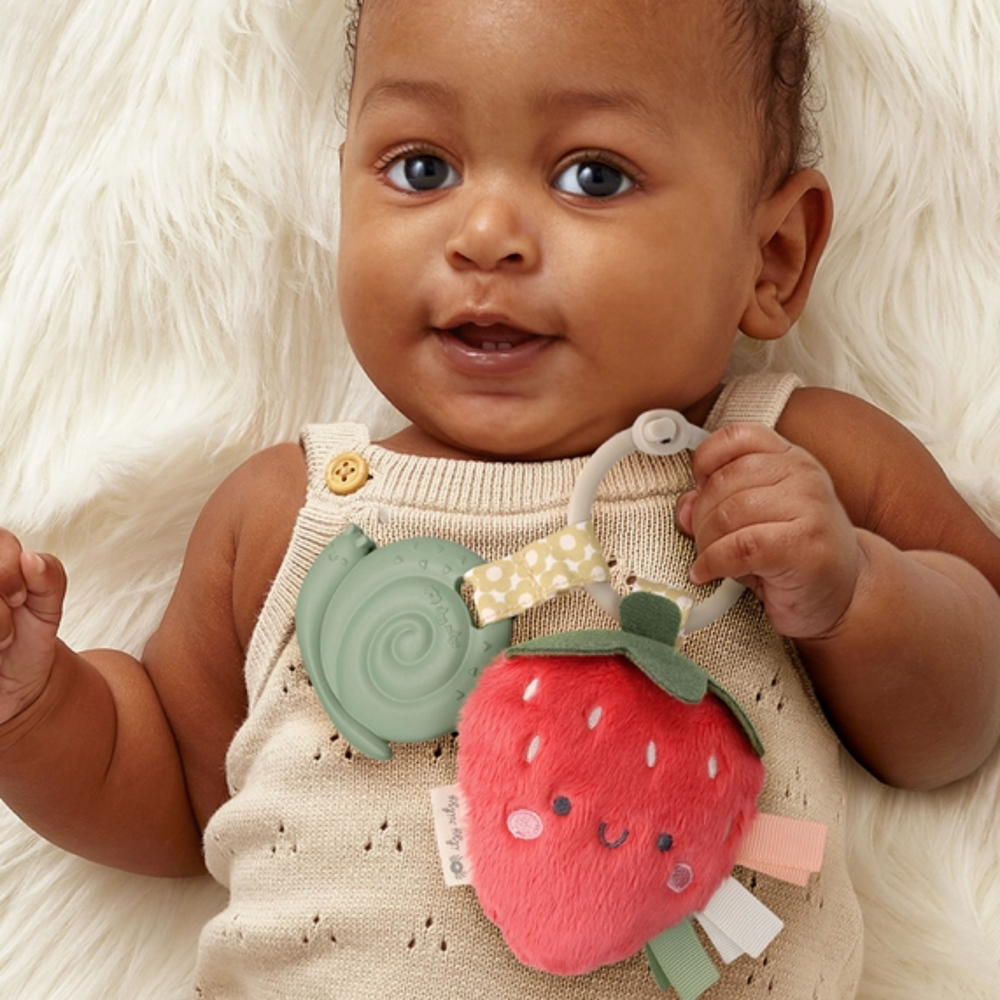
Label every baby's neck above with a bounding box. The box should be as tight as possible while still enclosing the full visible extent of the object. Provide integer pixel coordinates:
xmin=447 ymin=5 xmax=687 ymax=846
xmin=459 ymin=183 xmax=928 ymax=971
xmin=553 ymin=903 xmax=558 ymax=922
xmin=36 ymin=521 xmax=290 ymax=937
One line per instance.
xmin=375 ymin=389 xmax=724 ymax=462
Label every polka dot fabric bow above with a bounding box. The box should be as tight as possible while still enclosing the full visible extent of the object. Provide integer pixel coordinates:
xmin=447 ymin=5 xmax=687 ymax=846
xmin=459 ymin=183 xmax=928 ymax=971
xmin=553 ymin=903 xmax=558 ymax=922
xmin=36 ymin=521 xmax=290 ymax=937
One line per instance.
xmin=463 ymin=522 xmax=612 ymax=625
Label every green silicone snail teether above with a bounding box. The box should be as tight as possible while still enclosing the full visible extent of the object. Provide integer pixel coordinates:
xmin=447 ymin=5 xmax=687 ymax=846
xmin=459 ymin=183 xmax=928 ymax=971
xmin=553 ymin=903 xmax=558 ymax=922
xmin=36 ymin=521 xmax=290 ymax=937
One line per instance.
xmin=295 ymin=525 xmax=513 ymax=760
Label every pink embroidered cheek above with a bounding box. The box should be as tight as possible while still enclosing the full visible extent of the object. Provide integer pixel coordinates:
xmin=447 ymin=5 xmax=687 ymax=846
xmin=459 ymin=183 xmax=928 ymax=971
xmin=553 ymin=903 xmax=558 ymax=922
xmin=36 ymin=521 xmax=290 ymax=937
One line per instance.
xmin=507 ymin=809 xmax=544 ymax=840
xmin=667 ymin=863 xmax=694 ymax=893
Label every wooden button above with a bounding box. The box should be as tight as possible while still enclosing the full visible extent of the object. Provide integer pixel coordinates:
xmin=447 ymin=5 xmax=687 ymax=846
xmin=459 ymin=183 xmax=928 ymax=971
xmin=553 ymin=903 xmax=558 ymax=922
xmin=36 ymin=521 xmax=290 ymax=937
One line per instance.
xmin=325 ymin=451 xmax=369 ymax=495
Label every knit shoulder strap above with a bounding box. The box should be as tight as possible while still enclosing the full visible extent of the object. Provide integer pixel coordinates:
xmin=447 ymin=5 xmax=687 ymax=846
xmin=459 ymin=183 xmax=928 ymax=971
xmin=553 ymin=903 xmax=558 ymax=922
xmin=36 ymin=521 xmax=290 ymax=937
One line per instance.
xmin=301 ymin=422 xmax=372 ymax=494
xmin=704 ymin=372 xmax=802 ymax=432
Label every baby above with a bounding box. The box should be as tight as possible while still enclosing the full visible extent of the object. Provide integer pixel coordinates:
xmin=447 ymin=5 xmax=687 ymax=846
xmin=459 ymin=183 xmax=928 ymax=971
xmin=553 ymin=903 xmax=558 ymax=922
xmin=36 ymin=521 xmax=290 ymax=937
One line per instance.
xmin=2 ymin=0 xmax=1000 ymax=997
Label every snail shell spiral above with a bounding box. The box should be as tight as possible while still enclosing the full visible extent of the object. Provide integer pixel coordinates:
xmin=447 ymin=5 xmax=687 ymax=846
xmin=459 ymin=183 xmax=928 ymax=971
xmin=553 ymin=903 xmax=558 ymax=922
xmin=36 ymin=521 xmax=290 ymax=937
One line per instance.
xmin=296 ymin=526 xmax=511 ymax=760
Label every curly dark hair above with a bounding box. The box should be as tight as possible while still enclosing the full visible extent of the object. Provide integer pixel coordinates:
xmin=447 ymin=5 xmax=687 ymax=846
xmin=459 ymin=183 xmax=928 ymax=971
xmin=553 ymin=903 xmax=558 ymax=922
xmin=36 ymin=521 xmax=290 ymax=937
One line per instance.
xmin=341 ymin=0 xmax=821 ymax=192
xmin=721 ymin=0 xmax=823 ymax=190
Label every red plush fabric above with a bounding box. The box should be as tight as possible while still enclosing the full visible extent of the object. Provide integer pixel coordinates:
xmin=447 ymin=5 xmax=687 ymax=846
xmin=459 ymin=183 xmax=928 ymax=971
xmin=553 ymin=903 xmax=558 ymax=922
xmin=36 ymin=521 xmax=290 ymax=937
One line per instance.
xmin=457 ymin=653 xmax=764 ymax=976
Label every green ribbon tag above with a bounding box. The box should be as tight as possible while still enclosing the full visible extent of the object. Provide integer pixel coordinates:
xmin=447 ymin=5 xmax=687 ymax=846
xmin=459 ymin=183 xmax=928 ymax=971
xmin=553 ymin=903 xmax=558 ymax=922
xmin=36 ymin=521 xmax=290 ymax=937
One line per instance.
xmin=645 ymin=919 xmax=720 ymax=999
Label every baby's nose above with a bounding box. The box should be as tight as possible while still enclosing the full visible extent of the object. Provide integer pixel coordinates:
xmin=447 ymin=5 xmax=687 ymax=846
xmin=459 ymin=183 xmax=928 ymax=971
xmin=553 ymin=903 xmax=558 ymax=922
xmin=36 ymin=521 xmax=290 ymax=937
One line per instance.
xmin=445 ymin=189 xmax=540 ymax=272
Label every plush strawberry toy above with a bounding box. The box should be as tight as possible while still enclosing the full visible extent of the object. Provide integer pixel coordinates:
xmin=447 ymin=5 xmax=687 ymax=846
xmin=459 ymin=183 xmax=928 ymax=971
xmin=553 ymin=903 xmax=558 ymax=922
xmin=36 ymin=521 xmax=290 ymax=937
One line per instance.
xmin=457 ymin=591 xmax=765 ymax=978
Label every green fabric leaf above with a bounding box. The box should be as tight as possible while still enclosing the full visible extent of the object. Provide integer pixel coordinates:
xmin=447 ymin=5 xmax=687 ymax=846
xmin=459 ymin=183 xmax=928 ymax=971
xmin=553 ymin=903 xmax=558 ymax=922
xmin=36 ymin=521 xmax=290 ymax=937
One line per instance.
xmin=508 ymin=591 xmax=764 ymax=756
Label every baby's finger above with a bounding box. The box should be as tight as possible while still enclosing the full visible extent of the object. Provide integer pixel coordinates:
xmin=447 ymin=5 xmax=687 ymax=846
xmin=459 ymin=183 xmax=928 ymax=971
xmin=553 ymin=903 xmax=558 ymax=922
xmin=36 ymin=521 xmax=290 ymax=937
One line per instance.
xmin=19 ymin=551 xmax=67 ymax=627
xmin=687 ymin=479 xmax=807 ymax=557
xmin=0 ymin=600 xmax=13 ymax=650
xmin=690 ymin=423 xmax=792 ymax=488
xmin=688 ymin=518 xmax=802 ymax=587
xmin=675 ymin=491 xmax=697 ymax=537
xmin=0 ymin=530 xmax=28 ymax=609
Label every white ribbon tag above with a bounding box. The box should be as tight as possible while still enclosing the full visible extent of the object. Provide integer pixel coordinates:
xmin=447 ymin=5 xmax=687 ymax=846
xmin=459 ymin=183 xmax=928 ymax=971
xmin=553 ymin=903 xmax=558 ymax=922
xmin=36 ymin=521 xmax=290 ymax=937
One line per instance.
xmin=695 ymin=876 xmax=784 ymax=962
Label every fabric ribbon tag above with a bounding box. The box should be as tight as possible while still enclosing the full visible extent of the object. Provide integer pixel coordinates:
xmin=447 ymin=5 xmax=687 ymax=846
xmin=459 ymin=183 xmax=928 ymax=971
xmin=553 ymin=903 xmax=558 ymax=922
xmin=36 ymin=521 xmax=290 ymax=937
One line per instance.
xmin=735 ymin=812 xmax=827 ymax=887
xmin=694 ymin=877 xmax=784 ymax=963
xmin=463 ymin=521 xmax=694 ymax=628
xmin=645 ymin=918 xmax=720 ymax=1000
xmin=463 ymin=522 xmax=611 ymax=625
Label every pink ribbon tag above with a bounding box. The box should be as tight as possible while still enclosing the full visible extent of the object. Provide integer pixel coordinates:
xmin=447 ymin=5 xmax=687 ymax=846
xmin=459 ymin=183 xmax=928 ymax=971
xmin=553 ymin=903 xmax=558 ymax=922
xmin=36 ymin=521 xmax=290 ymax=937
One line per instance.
xmin=736 ymin=812 xmax=827 ymax=886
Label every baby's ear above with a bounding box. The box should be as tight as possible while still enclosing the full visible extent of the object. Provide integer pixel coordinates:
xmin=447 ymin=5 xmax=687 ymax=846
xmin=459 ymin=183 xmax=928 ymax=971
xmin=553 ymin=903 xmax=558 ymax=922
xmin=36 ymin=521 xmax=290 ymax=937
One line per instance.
xmin=740 ymin=169 xmax=833 ymax=341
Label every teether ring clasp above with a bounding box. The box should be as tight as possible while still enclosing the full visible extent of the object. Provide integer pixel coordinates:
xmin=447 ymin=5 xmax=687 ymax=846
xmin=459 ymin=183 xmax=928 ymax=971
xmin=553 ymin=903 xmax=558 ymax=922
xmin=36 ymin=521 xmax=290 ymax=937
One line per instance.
xmin=567 ymin=410 xmax=745 ymax=631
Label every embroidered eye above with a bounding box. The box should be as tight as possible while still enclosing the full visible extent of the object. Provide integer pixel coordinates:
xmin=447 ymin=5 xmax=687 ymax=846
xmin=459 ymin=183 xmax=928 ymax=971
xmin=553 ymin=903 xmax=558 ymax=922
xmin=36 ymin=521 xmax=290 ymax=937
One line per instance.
xmin=385 ymin=154 xmax=460 ymax=192
xmin=554 ymin=160 xmax=634 ymax=198
xmin=657 ymin=833 xmax=674 ymax=852
xmin=552 ymin=796 xmax=572 ymax=816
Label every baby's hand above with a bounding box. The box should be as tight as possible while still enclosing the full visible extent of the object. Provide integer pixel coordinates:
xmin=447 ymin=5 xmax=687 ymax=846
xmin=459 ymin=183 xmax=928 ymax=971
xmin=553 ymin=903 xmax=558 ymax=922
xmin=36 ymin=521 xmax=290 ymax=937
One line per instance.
xmin=676 ymin=424 xmax=861 ymax=640
xmin=0 ymin=530 xmax=67 ymax=726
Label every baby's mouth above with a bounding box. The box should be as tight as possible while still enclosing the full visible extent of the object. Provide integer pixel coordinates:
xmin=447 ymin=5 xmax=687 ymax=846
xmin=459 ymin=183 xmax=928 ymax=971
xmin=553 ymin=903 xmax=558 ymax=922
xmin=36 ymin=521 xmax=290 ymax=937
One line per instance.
xmin=436 ymin=320 xmax=552 ymax=375
xmin=447 ymin=323 xmax=540 ymax=352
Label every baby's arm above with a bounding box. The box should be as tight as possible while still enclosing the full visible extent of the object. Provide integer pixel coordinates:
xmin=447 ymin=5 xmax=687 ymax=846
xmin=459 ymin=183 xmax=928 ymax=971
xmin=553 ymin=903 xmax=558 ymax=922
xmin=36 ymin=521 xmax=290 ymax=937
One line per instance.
xmin=0 ymin=444 xmax=306 ymax=875
xmin=678 ymin=388 xmax=1000 ymax=790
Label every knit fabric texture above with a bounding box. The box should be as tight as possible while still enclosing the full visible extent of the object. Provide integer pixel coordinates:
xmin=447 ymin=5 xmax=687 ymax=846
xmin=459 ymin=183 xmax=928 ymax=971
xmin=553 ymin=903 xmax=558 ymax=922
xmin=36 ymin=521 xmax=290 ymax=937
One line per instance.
xmin=194 ymin=373 xmax=862 ymax=998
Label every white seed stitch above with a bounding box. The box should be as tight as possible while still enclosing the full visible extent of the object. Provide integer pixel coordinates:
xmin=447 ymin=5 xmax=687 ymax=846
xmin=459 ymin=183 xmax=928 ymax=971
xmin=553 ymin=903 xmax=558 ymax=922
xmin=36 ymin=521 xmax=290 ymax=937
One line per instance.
xmin=647 ymin=741 xmax=657 ymax=768
xmin=526 ymin=735 xmax=542 ymax=763
xmin=523 ymin=678 xmax=540 ymax=702
xmin=587 ymin=706 xmax=603 ymax=730
xmin=708 ymin=755 xmax=719 ymax=779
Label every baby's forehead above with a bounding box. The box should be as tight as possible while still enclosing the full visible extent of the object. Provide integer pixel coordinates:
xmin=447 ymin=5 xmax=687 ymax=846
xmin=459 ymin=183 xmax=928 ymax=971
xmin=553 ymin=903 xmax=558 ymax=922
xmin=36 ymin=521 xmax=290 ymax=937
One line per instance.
xmin=357 ymin=0 xmax=734 ymax=56
xmin=354 ymin=0 xmax=740 ymax=97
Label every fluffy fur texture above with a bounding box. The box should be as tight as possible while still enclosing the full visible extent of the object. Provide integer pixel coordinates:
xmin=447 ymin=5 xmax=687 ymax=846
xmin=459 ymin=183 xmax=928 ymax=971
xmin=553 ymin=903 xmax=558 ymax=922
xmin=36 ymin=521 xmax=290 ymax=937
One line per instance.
xmin=457 ymin=652 xmax=763 ymax=975
xmin=0 ymin=0 xmax=998 ymax=996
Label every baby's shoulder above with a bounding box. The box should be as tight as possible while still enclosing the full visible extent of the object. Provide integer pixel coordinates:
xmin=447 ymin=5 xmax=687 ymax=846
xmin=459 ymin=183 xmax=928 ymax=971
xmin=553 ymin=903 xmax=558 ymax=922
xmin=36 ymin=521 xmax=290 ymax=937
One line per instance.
xmin=208 ymin=442 xmax=308 ymax=536
xmin=227 ymin=440 xmax=307 ymax=542
xmin=199 ymin=442 xmax=308 ymax=646
xmin=230 ymin=441 xmax=309 ymax=503
xmin=776 ymin=386 xmax=918 ymax=502
xmin=777 ymin=387 xmax=1000 ymax=585
xmin=777 ymin=385 xmax=943 ymax=526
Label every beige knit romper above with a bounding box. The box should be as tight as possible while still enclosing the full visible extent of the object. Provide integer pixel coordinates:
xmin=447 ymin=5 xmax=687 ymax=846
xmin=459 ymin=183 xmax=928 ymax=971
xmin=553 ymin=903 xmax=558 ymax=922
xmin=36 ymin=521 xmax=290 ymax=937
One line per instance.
xmin=195 ymin=373 xmax=863 ymax=999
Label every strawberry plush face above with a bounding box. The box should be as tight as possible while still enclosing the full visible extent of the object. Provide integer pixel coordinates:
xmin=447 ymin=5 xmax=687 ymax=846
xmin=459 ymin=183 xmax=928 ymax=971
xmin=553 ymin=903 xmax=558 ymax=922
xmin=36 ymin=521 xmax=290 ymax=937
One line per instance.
xmin=456 ymin=593 xmax=765 ymax=977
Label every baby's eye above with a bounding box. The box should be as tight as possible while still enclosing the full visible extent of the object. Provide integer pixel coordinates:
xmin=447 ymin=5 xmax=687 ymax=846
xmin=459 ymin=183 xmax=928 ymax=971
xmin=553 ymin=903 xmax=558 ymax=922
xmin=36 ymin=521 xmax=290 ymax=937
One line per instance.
xmin=554 ymin=160 xmax=634 ymax=198
xmin=385 ymin=154 xmax=460 ymax=193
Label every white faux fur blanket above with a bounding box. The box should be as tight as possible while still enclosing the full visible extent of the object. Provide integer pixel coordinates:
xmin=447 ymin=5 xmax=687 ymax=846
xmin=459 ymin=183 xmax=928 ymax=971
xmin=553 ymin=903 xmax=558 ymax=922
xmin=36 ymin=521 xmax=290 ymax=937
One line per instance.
xmin=1 ymin=1 xmax=999 ymax=997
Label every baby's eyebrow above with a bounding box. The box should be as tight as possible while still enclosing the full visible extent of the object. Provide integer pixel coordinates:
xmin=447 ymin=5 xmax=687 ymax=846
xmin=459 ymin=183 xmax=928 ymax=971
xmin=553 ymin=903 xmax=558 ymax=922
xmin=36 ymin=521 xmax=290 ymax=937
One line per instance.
xmin=356 ymin=77 xmax=674 ymax=144
xmin=532 ymin=86 xmax=675 ymax=142
xmin=357 ymin=78 xmax=460 ymax=121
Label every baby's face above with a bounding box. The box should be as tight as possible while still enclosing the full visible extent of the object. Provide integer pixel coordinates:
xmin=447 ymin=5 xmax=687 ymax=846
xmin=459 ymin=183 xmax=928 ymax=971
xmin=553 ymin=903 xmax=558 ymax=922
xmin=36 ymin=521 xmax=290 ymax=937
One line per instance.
xmin=339 ymin=0 xmax=767 ymax=459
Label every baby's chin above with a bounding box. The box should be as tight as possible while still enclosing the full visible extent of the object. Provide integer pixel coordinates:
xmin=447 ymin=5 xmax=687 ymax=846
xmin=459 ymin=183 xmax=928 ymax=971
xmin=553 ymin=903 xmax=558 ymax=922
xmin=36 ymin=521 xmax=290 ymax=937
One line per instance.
xmin=449 ymin=413 xmax=630 ymax=461
xmin=377 ymin=420 xmax=605 ymax=462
